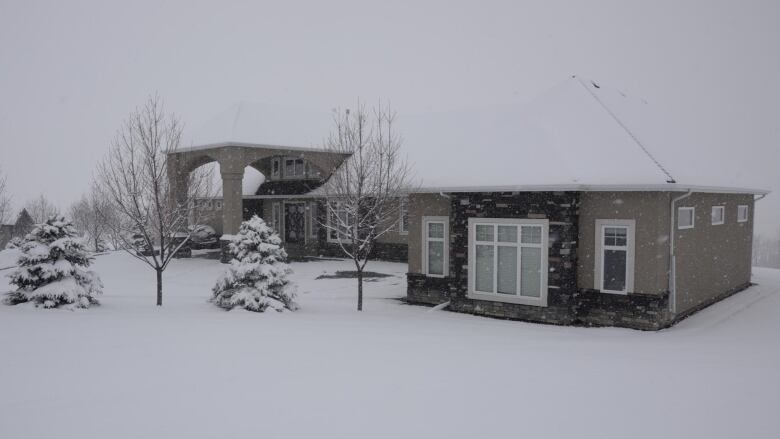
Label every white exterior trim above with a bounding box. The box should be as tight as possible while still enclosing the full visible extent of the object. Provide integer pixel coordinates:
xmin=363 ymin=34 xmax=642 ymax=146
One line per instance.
xmin=737 ymin=205 xmax=749 ymax=223
xmin=411 ymin=183 xmax=769 ymax=196
xmin=711 ymin=205 xmax=725 ymax=225
xmin=271 ymin=202 xmax=282 ymax=237
xmin=594 ymin=219 xmax=636 ymax=295
xmin=422 ymin=216 xmax=449 ymax=278
xmin=677 ymin=207 xmax=695 ymax=230
xmin=467 ymin=218 xmax=549 ymax=307
xmin=270 ymin=157 xmax=281 ymax=179
xmin=399 ymin=198 xmax=409 ymax=235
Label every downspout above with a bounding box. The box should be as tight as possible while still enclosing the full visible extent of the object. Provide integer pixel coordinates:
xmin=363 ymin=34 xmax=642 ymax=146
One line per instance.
xmin=669 ymin=189 xmax=693 ymax=315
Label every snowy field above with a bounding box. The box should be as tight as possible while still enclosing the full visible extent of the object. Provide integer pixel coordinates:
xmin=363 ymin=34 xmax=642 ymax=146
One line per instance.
xmin=1 ymin=250 xmax=779 ymax=439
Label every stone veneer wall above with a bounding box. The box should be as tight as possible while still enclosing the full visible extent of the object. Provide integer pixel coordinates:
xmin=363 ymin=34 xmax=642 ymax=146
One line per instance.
xmin=406 ymin=191 xmax=677 ymax=330
xmin=447 ymin=192 xmax=581 ymax=324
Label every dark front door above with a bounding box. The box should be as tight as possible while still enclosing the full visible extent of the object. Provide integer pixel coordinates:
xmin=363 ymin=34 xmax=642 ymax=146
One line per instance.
xmin=285 ymin=203 xmax=306 ymax=243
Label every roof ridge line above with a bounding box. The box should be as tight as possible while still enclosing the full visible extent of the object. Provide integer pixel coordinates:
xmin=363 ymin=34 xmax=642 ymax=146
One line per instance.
xmin=575 ymin=77 xmax=677 ymax=183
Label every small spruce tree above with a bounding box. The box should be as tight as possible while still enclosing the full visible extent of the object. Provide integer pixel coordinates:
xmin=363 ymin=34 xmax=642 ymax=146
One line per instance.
xmin=4 ymin=216 xmax=103 ymax=308
xmin=211 ymin=215 xmax=298 ymax=312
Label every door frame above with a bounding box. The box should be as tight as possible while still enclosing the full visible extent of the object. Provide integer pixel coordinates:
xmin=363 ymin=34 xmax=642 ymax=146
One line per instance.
xmin=283 ymin=201 xmax=308 ymax=244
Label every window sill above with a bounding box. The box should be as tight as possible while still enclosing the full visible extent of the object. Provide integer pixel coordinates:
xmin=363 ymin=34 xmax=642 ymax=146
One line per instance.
xmin=598 ymin=289 xmax=629 ymax=295
xmin=467 ymin=291 xmax=548 ymax=307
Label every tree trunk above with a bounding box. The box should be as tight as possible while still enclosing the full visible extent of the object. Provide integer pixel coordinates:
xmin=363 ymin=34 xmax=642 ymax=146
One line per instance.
xmin=156 ymin=268 xmax=163 ymax=306
xmin=357 ymin=269 xmax=363 ymax=311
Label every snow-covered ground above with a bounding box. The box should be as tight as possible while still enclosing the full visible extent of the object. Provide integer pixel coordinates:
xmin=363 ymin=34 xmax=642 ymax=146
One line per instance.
xmin=1 ymin=250 xmax=779 ymax=439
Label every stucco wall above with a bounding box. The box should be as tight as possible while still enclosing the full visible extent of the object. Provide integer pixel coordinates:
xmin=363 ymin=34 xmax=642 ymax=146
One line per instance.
xmin=578 ymin=192 xmax=671 ymax=295
xmin=673 ymin=193 xmax=754 ymax=315
xmin=407 ymin=193 xmax=452 ymax=274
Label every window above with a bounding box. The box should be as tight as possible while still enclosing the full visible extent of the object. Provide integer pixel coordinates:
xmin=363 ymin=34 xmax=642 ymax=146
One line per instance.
xmin=284 ymin=158 xmax=305 ymax=178
xmin=271 ymin=158 xmax=280 ymax=179
xmin=399 ymin=198 xmax=409 ymax=235
xmin=595 ymin=219 xmax=635 ymax=294
xmin=272 ymin=202 xmax=281 ymax=233
xmin=738 ymin=205 xmax=749 ymax=223
xmin=308 ymin=202 xmax=318 ymax=239
xmin=711 ymin=206 xmax=724 ymax=225
xmin=678 ymin=207 xmax=694 ymax=229
xmin=327 ymin=201 xmax=353 ymax=242
xmin=423 ymin=217 xmax=448 ymax=277
xmin=205 ymin=200 xmax=213 ymax=209
xmin=467 ymin=218 xmax=548 ymax=306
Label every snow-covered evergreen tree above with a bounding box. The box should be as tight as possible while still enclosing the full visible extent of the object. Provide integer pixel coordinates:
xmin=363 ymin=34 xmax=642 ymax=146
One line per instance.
xmin=211 ymin=215 xmax=297 ymax=312
xmin=4 ymin=215 xmax=103 ymax=309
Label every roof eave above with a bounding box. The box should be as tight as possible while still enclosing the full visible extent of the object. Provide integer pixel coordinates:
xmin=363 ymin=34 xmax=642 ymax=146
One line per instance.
xmin=409 ymin=183 xmax=770 ymax=196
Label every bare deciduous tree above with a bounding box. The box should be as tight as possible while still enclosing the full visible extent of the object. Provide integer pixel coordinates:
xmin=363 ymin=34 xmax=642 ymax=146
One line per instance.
xmin=70 ymin=184 xmax=114 ymax=252
xmin=95 ymin=95 xmax=213 ymax=306
xmin=0 ymin=167 xmax=11 ymax=225
xmin=319 ymin=103 xmax=416 ymax=311
xmin=25 ymin=195 xmax=59 ymax=223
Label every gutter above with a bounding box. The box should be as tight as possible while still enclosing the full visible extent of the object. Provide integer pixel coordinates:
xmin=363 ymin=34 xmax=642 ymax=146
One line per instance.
xmin=668 ymin=189 xmax=693 ymax=314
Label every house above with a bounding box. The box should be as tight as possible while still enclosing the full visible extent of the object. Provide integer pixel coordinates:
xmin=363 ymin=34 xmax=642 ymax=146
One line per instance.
xmin=170 ymin=77 xmax=767 ymax=330
xmin=0 ymin=209 xmax=34 ymax=249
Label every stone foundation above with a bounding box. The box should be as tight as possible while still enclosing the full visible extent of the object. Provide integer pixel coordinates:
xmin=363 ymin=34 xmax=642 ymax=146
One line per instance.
xmin=406 ymin=273 xmax=451 ymax=305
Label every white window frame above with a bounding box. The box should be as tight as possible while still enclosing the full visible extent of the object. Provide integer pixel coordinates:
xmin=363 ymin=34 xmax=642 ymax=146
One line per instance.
xmin=422 ymin=216 xmax=448 ymax=278
xmin=399 ymin=198 xmax=409 ymax=235
xmin=677 ymin=207 xmax=695 ymax=230
xmin=737 ymin=205 xmax=749 ymax=223
xmin=467 ymin=218 xmax=549 ymax=307
xmin=711 ymin=205 xmax=725 ymax=225
xmin=308 ymin=202 xmax=318 ymax=239
xmin=271 ymin=202 xmax=281 ymax=235
xmin=594 ymin=219 xmax=636 ymax=295
xmin=326 ymin=201 xmax=353 ymax=243
xmin=271 ymin=157 xmax=280 ymax=179
xmin=283 ymin=157 xmax=305 ymax=179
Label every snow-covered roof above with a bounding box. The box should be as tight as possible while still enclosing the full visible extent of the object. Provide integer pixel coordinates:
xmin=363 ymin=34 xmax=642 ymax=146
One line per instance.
xmin=400 ymin=76 xmax=765 ymax=194
xmin=187 ymin=78 xmax=769 ymax=196
xmin=185 ymin=101 xmax=334 ymax=151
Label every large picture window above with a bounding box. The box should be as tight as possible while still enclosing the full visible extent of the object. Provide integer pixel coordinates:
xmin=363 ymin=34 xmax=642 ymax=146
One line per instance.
xmin=423 ymin=216 xmax=448 ymax=277
xmin=594 ymin=219 xmax=636 ymax=294
xmin=467 ymin=218 xmax=548 ymax=306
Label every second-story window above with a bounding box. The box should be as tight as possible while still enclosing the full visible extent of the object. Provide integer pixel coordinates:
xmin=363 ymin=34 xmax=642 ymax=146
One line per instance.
xmin=284 ymin=158 xmax=305 ymax=178
xmin=271 ymin=158 xmax=280 ymax=179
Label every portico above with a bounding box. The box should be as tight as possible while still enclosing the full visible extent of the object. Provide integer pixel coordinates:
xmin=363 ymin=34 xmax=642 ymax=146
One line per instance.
xmin=167 ymin=141 xmax=350 ymax=235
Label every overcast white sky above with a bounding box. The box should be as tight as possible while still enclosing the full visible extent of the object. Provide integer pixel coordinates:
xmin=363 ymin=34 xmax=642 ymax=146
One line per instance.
xmin=1 ymin=0 xmax=779 ymax=235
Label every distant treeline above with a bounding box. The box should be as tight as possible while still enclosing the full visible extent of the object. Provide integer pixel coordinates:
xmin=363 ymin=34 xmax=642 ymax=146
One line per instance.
xmin=753 ymin=235 xmax=780 ymax=269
